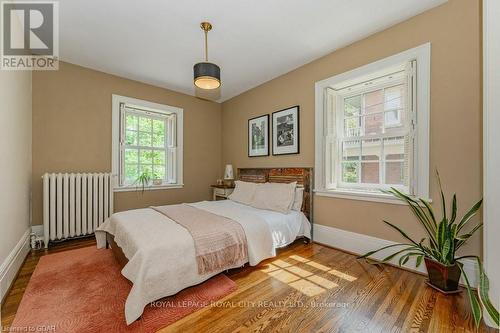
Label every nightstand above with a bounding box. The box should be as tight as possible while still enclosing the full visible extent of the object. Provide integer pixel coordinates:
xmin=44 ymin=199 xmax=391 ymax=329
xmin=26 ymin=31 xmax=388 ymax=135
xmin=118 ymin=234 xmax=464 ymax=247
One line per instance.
xmin=211 ymin=185 xmax=235 ymax=200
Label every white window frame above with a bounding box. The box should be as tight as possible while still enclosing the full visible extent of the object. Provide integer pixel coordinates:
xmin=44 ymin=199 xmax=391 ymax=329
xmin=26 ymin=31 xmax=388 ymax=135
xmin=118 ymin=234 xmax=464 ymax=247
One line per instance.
xmin=112 ymin=94 xmax=183 ymax=192
xmin=314 ymin=43 xmax=430 ymax=204
xmin=483 ymin=0 xmax=500 ymax=325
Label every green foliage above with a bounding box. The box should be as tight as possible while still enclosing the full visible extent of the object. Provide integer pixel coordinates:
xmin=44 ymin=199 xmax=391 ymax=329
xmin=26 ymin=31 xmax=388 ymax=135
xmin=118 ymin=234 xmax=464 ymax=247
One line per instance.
xmin=342 ymin=162 xmax=358 ymax=183
xmin=344 ymin=95 xmax=361 ymax=116
xmin=134 ymin=170 xmax=151 ymax=194
xmin=358 ymin=172 xmax=499 ymax=328
xmin=124 ymin=113 xmax=167 ymax=188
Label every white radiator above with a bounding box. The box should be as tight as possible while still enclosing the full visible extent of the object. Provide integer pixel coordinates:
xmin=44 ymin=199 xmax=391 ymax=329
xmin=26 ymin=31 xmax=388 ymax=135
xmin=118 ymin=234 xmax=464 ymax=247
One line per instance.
xmin=42 ymin=173 xmax=114 ymax=248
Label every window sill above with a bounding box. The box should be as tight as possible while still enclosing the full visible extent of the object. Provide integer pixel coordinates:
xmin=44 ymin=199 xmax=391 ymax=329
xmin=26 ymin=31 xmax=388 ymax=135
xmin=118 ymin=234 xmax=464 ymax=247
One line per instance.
xmin=114 ymin=184 xmax=184 ymax=192
xmin=314 ymin=188 xmax=408 ymax=205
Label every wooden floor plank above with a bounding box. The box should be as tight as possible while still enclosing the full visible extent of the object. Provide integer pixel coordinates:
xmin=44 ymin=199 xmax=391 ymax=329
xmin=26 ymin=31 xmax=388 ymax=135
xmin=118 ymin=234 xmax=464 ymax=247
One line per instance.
xmin=1 ymin=238 xmax=496 ymax=333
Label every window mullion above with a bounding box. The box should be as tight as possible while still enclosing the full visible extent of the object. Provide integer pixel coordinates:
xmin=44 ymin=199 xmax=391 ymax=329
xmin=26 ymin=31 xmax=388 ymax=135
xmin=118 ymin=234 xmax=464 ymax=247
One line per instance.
xmin=361 ymin=93 xmax=366 ymax=137
xmin=341 ymin=131 xmax=407 ymax=142
xmin=355 ymin=94 xmax=363 ymax=185
xmin=119 ymin=105 xmax=126 ymax=186
xmin=381 ymin=138 xmax=385 ymax=185
xmin=382 ymin=87 xmax=387 ymax=134
xmin=334 ymin=92 xmax=343 ymax=188
xmin=358 ymin=140 xmax=362 ymax=184
xmin=164 ymin=117 xmax=170 ymax=183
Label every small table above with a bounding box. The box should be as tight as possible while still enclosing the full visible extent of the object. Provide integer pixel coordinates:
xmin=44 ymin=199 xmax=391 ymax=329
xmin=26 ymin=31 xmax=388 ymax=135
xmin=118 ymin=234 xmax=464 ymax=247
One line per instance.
xmin=211 ymin=184 xmax=235 ymax=200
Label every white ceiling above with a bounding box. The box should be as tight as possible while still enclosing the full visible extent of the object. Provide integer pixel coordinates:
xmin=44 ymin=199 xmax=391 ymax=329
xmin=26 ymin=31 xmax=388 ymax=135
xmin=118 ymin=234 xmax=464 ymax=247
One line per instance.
xmin=59 ymin=0 xmax=446 ymax=102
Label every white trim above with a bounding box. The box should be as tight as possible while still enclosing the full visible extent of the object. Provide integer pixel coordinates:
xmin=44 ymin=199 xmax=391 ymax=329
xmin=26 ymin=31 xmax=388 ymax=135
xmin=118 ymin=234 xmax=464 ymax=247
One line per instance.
xmin=483 ymin=0 xmax=500 ymax=327
xmin=315 ymin=43 xmax=430 ymax=200
xmin=313 ymin=224 xmax=478 ymax=287
xmin=314 ymin=189 xmax=432 ymax=205
xmin=0 ymin=229 xmax=30 ymax=301
xmin=111 ymin=94 xmax=184 ymax=191
xmin=113 ymin=184 xmax=184 ymax=193
xmin=314 ymin=189 xmax=406 ymax=205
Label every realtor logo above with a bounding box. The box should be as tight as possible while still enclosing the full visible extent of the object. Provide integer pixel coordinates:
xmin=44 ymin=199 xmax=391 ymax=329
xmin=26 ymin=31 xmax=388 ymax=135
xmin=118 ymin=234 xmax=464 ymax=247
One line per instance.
xmin=1 ymin=1 xmax=58 ymax=70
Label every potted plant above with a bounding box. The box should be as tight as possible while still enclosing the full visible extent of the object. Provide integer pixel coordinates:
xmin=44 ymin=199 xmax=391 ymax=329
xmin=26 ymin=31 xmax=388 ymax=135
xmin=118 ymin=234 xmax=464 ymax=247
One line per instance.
xmin=358 ymin=173 xmax=499 ymax=328
xmin=152 ymin=171 xmax=163 ymax=186
xmin=134 ymin=170 xmax=151 ymax=194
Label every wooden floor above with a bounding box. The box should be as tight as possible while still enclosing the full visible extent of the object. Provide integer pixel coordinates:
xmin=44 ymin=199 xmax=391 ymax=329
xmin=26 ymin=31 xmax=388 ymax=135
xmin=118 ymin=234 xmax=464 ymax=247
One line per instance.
xmin=1 ymin=238 xmax=495 ymax=333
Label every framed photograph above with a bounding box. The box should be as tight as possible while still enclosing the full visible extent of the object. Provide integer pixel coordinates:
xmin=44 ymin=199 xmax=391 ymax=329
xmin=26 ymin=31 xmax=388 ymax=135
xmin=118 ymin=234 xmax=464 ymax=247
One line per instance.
xmin=248 ymin=114 xmax=269 ymax=157
xmin=272 ymin=106 xmax=299 ymax=155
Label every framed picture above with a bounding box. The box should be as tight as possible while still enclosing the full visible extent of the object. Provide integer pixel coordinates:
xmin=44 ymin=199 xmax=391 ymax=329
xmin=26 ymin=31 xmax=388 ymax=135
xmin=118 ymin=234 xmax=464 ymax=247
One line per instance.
xmin=248 ymin=114 xmax=269 ymax=157
xmin=272 ymin=106 xmax=299 ymax=155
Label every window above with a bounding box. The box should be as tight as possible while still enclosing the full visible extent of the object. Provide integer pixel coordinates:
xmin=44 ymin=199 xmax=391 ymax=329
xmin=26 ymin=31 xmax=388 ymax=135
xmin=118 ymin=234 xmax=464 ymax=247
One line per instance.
xmin=112 ymin=95 xmax=183 ymax=191
xmin=334 ymin=74 xmax=410 ymax=191
xmin=315 ymin=44 xmax=430 ymax=202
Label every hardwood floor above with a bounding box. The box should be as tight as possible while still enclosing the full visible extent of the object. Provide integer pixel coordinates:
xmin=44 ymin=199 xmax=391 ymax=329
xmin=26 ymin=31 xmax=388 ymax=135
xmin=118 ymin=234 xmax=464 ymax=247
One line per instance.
xmin=1 ymin=238 xmax=495 ymax=333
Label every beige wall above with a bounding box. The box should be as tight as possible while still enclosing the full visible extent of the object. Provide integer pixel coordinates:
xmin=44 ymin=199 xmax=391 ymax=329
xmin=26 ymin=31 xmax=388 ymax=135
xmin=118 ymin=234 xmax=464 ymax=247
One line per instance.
xmin=221 ymin=0 xmax=482 ymax=255
xmin=0 ymin=69 xmax=32 ymax=298
xmin=32 ymin=62 xmax=222 ymax=226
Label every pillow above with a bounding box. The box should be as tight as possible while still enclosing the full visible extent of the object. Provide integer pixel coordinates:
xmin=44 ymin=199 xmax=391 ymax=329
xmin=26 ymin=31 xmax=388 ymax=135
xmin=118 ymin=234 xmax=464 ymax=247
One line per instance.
xmin=292 ymin=187 xmax=304 ymax=211
xmin=251 ymin=182 xmax=297 ymax=214
xmin=228 ymin=181 xmax=257 ymax=205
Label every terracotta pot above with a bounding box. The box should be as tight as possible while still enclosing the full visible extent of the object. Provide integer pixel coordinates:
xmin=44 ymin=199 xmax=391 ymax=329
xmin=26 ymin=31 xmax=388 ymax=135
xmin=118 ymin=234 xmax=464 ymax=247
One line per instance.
xmin=424 ymin=257 xmax=461 ymax=292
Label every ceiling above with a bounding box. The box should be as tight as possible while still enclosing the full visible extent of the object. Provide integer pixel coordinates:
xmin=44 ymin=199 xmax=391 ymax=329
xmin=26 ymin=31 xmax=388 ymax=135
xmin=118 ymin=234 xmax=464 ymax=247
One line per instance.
xmin=59 ymin=0 xmax=446 ymax=102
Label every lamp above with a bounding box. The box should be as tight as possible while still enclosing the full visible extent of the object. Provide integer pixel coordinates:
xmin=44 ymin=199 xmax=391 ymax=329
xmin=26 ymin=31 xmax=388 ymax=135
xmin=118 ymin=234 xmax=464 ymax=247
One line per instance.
xmin=193 ymin=22 xmax=221 ymax=90
xmin=224 ymin=164 xmax=234 ymax=186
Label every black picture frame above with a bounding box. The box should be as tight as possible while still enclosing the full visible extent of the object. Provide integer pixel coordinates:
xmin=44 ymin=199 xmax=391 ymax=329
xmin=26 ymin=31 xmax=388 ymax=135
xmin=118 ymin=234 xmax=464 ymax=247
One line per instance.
xmin=248 ymin=114 xmax=270 ymax=157
xmin=272 ymin=105 xmax=300 ymax=155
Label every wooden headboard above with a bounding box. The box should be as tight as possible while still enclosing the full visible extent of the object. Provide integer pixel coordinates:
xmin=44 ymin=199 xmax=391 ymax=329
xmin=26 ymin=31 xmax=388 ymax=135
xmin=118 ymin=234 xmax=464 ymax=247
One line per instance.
xmin=237 ymin=168 xmax=313 ymax=222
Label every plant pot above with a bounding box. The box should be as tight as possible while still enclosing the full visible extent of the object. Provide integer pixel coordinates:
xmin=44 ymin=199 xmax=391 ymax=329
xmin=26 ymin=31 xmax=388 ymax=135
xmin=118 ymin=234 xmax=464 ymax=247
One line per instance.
xmin=424 ymin=257 xmax=461 ymax=293
xmin=152 ymin=179 xmax=162 ymax=186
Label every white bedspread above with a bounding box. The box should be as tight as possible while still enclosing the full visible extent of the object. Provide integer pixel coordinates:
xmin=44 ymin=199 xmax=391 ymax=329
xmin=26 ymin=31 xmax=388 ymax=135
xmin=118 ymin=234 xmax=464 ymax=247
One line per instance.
xmin=95 ymin=200 xmax=310 ymax=324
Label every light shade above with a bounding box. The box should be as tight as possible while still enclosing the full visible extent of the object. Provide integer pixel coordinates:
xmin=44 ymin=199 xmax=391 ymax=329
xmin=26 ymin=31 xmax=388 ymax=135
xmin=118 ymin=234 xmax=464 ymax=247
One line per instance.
xmin=224 ymin=164 xmax=234 ymax=180
xmin=194 ymin=62 xmax=220 ymax=89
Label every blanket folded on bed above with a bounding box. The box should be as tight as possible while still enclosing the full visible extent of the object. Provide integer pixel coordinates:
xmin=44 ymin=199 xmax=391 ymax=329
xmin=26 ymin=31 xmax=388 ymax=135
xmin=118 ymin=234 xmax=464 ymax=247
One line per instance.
xmin=151 ymin=204 xmax=248 ymax=274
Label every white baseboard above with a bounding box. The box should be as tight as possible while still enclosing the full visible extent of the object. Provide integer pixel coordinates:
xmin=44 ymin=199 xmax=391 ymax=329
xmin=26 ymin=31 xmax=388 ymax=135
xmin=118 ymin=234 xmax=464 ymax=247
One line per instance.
xmin=313 ymin=224 xmax=479 ymax=287
xmin=0 ymin=229 xmax=31 ymax=301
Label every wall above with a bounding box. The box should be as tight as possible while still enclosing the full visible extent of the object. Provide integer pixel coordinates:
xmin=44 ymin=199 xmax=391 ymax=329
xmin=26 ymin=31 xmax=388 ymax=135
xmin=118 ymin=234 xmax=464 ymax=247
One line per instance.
xmin=221 ymin=0 xmax=482 ymax=256
xmin=32 ymin=62 xmax=222 ymax=226
xmin=0 ymin=69 xmax=32 ymax=298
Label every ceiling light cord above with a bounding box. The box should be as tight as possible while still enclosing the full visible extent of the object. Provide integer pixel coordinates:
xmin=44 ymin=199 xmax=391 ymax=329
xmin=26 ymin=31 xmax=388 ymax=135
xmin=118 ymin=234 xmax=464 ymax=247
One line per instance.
xmin=204 ymin=29 xmax=208 ymax=62
xmin=200 ymin=22 xmax=212 ymax=62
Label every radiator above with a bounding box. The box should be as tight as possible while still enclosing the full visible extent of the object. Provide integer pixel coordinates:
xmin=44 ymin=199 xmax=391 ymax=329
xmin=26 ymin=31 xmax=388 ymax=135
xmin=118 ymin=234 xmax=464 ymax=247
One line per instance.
xmin=42 ymin=173 xmax=114 ymax=248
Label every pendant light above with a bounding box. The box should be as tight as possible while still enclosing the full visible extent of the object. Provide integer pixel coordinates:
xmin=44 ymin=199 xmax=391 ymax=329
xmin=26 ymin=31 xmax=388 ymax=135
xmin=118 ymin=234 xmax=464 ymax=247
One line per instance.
xmin=193 ymin=22 xmax=221 ymax=90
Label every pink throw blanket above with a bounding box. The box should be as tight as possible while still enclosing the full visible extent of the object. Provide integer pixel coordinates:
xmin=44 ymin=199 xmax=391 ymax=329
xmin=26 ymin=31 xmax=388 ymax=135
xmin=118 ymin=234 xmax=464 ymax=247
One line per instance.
xmin=151 ymin=204 xmax=248 ymax=274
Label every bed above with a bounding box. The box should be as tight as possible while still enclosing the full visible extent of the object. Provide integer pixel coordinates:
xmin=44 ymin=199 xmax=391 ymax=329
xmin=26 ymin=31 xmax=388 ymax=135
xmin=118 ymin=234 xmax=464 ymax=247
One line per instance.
xmin=95 ymin=167 xmax=313 ymax=324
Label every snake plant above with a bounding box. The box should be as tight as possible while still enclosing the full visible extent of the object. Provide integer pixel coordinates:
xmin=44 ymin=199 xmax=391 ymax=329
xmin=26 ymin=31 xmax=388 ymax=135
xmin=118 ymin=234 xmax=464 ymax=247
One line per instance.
xmin=358 ymin=173 xmax=499 ymax=328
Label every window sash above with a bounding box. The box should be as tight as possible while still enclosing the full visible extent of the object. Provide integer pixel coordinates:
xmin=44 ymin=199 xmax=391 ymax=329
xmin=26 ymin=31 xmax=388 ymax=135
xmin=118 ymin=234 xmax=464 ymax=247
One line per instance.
xmin=340 ymin=82 xmax=406 ymax=138
xmin=336 ymin=135 xmax=410 ymax=191
xmin=118 ymin=105 xmax=177 ymax=187
xmin=326 ymin=65 xmax=414 ymax=193
xmin=120 ymin=147 xmax=167 ymax=186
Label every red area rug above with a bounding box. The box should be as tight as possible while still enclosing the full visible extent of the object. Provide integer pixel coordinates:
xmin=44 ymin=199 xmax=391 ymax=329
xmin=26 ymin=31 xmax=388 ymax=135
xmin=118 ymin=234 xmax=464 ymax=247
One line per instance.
xmin=10 ymin=246 xmax=237 ymax=332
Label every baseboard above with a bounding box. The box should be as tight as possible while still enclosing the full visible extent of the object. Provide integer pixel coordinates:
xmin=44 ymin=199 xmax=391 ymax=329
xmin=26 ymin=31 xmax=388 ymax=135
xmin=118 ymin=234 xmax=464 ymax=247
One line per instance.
xmin=0 ymin=229 xmax=31 ymax=301
xmin=313 ymin=224 xmax=479 ymax=287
